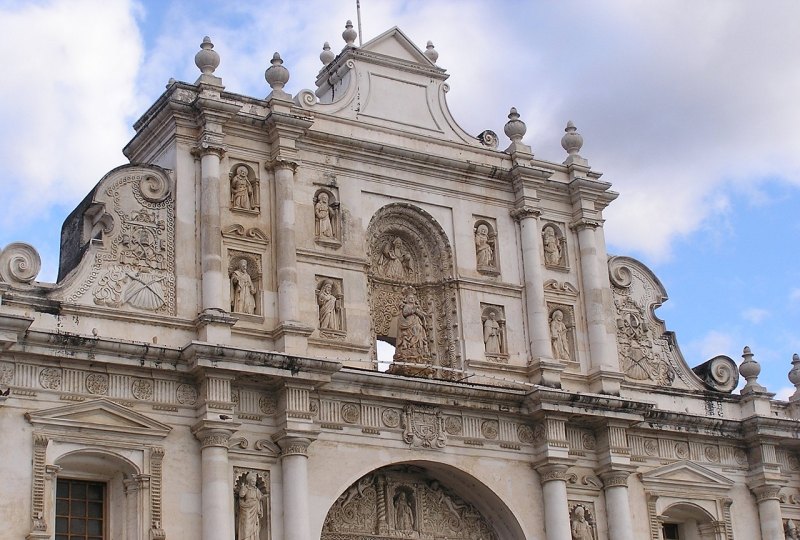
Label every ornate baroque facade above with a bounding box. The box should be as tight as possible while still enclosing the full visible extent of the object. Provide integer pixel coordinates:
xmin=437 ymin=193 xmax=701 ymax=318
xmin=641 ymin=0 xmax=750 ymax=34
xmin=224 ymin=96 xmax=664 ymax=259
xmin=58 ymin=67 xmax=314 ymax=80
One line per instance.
xmin=1 ymin=23 xmax=799 ymax=540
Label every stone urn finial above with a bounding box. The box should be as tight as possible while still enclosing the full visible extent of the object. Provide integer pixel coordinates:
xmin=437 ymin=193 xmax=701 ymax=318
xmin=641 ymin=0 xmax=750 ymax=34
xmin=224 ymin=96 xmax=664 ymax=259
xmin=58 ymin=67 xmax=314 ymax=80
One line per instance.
xmin=343 ymin=20 xmax=357 ymax=48
xmin=265 ymin=52 xmax=290 ymax=97
xmin=320 ymin=42 xmax=335 ymax=66
xmin=504 ymin=107 xmax=527 ymax=143
xmin=424 ymin=41 xmax=439 ymax=64
xmin=740 ymin=345 xmax=767 ymax=394
xmin=789 ymin=353 xmax=800 ymax=402
xmin=195 ymin=36 xmax=220 ymax=76
xmin=561 ymin=120 xmax=583 ymax=156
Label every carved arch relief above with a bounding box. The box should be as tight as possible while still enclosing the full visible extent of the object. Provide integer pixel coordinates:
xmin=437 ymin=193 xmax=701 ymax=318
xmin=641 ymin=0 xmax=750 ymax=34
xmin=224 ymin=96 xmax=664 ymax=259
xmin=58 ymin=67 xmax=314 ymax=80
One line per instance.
xmin=366 ymin=203 xmax=461 ymax=378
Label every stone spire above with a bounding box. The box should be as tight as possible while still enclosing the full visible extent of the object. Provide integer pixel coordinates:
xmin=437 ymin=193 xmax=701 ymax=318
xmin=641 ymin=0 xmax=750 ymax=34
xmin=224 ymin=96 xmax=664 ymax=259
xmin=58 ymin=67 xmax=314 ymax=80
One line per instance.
xmin=265 ymin=52 xmax=290 ymax=100
xmin=561 ymin=120 xmax=587 ymax=167
xmin=739 ymin=346 xmax=767 ymax=394
xmin=342 ymin=20 xmax=357 ymax=48
xmin=424 ymin=41 xmax=439 ymax=64
xmin=194 ymin=36 xmax=222 ymax=86
xmin=320 ymin=42 xmax=335 ymax=66
xmin=503 ymin=107 xmax=531 ymax=154
xmin=789 ymin=353 xmax=800 ymax=402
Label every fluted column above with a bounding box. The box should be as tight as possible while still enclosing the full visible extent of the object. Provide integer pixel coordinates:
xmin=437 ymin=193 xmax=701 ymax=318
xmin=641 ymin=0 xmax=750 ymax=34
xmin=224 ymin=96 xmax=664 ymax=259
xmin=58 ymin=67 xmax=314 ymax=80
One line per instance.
xmin=752 ymin=485 xmax=783 ymax=539
xmin=277 ymin=437 xmax=313 ymax=540
xmin=600 ymin=470 xmax=635 ymax=540
xmin=537 ymin=464 xmax=571 ymax=540
xmin=192 ymin=421 xmax=238 ymax=540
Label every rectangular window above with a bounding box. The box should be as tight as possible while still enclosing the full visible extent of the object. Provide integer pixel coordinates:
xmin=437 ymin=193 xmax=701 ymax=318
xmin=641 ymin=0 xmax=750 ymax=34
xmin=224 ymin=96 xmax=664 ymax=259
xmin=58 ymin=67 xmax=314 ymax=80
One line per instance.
xmin=662 ymin=523 xmax=680 ymax=540
xmin=55 ymin=479 xmax=105 ymax=540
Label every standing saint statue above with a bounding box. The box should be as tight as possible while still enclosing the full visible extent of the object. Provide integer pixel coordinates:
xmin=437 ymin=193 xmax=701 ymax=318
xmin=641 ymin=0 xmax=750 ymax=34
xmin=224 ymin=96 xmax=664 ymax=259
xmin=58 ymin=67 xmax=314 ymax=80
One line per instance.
xmin=394 ymin=492 xmax=414 ymax=531
xmin=483 ymin=311 xmax=502 ymax=354
xmin=236 ymin=472 xmax=264 ymax=540
xmin=543 ymin=226 xmax=562 ymax=266
xmin=394 ymin=289 xmax=430 ymax=362
xmin=231 ymin=166 xmax=254 ymax=210
xmin=231 ymin=259 xmax=257 ymax=315
xmin=315 ymin=192 xmax=334 ymax=238
xmin=550 ymin=310 xmax=571 ymax=361
xmin=570 ymin=506 xmax=595 ymax=540
xmin=380 ymin=237 xmax=413 ymax=279
xmin=475 ymin=224 xmax=494 ymax=267
xmin=317 ymin=280 xmax=339 ymax=330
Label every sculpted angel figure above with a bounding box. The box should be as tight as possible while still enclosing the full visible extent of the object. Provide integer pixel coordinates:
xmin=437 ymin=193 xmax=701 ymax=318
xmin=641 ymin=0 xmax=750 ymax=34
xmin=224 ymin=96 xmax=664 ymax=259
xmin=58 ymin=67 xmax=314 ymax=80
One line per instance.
xmin=231 ymin=259 xmax=257 ymax=315
xmin=550 ymin=310 xmax=571 ymax=361
xmin=380 ymin=237 xmax=413 ymax=279
xmin=483 ymin=311 xmax=502 ymax=354
xmin=317 ymin=280 xmax=339 ymax=330
xmin=315 ymin=192 xmax=334 ymax=238
xmin=394 ymin=289 xmax=430 ymax=362
xmin=231 ymin=166 xmax=254 ymax=210
xmin=236 ymin=472 xmax=264 ymax=540
xmin=543 ymin=225 xmax=562 ymax=266
xmin=475 ymin=224 xmax=494 ymax=267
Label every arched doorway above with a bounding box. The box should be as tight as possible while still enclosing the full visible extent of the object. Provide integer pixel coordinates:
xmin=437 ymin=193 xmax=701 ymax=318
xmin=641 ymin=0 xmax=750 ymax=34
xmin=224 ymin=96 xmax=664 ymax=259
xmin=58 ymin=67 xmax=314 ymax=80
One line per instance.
xmin=660 ymin=502 xmax=722 ymax=540
xmin=321 ymin=463 xmax=524 ymax=540
xmin=366 ymin=203 xmax=461 ymax=378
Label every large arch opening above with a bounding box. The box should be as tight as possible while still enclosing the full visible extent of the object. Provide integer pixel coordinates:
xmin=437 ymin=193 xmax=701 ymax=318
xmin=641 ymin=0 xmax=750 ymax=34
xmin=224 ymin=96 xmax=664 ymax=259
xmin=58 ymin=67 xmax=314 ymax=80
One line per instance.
xmin=320 ymin=461 xmax=525 ymax=540
xmin=660 ymin=502 xmax=720 ymax=540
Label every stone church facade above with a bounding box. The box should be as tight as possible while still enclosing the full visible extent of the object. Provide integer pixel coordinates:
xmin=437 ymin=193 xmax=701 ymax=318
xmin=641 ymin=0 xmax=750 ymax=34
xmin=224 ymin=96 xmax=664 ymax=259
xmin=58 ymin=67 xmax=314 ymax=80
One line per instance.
xmin=1 ymin=23 xmax=799 ymax=540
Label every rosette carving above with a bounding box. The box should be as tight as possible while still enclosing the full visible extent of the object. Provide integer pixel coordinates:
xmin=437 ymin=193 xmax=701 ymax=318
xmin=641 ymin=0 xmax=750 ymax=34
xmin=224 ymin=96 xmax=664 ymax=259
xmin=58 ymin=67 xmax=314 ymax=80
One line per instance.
xmin=0 ymin=242 xmax=41 ymax=284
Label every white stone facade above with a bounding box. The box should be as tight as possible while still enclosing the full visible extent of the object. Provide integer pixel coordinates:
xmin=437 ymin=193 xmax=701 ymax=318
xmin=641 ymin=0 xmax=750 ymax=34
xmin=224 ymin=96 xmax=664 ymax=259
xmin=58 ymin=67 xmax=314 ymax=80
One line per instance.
xmin=1 ymin=24 xmax=799 ymax=540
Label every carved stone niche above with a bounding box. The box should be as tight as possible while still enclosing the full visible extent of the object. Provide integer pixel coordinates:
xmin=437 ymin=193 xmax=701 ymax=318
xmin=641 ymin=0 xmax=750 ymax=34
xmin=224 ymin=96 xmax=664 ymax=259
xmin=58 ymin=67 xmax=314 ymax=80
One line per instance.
xmin=313 ymin=188 xmax=342 ymax=248
xmin=480 ymin=304 xmax=508 ymax=361
xmin=542 ymin=222 xmax=568 ymax=269
xmin=315 ymin=276 xmax=346 ymax=340
xmin=568 ymin=501 xmax=598 ymax=540
xmin=548 ymin=303 xmax=576 ymax=365
xmin=474 ymin=218 xmax=500 ymax=276
xmin=228 ymin=250 xmax=262 ymax=317
xmin=233 ymin=468 xmax=270 ymax=540
xmin=229 ymin=162 xmax=260 ymax=214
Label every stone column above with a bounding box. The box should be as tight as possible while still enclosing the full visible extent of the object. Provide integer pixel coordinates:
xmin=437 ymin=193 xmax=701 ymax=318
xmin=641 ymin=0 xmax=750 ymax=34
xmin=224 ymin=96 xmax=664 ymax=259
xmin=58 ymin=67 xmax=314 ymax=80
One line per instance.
xmin=512 ymin=206 xmax=563 ymax=387
xmin=752 ymin=485 xmax=783 ymax=540
xmin=192 ymin=421 xmax=238 ymax=540
xmin=272 ymin=160 xmax=299 ymax=323
xmin=198 ymin=145 xmax=226 ymax=314
xmin=600 ymin=470 xmax=635 ymax=540
xmin=277 ymin=437 xmax=313 ymax=540
xmin=537 ymin=464 xmax=571 ymax=540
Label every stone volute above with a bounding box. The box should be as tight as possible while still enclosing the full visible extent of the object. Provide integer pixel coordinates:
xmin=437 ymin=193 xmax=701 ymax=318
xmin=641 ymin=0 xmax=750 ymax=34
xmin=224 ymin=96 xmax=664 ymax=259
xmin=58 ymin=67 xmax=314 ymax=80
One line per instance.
xmin=265 ymin=52 xmax=290 ymax=98
xmin=740 ymin=345 xmax=767 ymax=394
xmin=195 ymin=36 xmax=220 ymax=75
xmin=342 ymin=20 xmax=357 ymax=48
xmin=320 ymin=42 xmax=335 ymax=66
xmin=424 ymin=41 xmax=439 ymax=63
xmin=789 ymin=353 xmax=800 ymax=401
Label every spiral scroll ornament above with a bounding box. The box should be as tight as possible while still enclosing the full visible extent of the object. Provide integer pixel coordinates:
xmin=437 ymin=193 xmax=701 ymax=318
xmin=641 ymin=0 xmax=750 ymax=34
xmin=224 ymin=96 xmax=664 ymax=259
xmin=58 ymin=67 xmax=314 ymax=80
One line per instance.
xmin=0 ymin=242 xmax=41 ymax=284
xmin=607 ymin=256 xmax=633 ymax=288
xmin=139 ymin=174 xmax=172 ymax=203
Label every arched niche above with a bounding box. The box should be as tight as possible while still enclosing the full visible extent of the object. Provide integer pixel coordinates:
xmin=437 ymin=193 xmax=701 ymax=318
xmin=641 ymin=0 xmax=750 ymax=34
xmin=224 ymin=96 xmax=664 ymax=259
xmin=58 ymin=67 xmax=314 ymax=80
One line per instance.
xmin=320 ymin=462 xmax=525 ymax=540
xmin=366 ymin=203 xmax=460 ymax=377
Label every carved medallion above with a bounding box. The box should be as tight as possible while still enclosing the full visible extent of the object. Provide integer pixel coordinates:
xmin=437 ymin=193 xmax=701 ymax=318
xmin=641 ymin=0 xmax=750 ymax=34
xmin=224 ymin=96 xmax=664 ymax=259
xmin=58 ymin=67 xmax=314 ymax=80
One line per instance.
xmin=0 ymin=361 xmax=14 ymax=385
xmin=704 ymin=445 xmax=720 ymax=463
xmin=481 ymin=420 xmax=499 ymax=440
xmin=39 ymin=368 xmax=62 ymax=390
xmin=341 ymin=403 xmax=361 ymax=424
xmin=532 ymin=423 xmax=546 ymax=444
xmin=381 ymin=408 xmax=401 ymax=428
xmin=734 ymin=449 xmax=748 ymax=467
xmin=643 ymin=438 xmax=658 ymax=456
xmin=131 ymin=378 xmax=154 ymax=400
xmin=444 ymin=416 xmax=463 ymax=436
xmin=176 ymin=384 xmax=197 ymax=405
xmin=517 ymin=424 xmax=535 ymax=444
xmin=259 ymin=395 xmax=277 ymax=416
xmin=582 ymin=433 xmax=597 ymax=451
xmin=85 ymin=373 xmax=109 ymax=395
xmin=675 ymin=441 xmax=690 ymax=459
xmin=402 ymin=404 xmax=446 ymax=449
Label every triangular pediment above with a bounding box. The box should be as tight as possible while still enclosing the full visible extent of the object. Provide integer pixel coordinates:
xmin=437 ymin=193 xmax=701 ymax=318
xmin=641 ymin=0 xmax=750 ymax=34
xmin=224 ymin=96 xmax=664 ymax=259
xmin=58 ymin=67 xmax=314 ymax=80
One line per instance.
xmin=361 ymin=26 xmax=434 ymax=67
xmin=26 ymin=398 xmax=171 ymax=439
xmin=641 ymin=460 xmax=734 ymax=494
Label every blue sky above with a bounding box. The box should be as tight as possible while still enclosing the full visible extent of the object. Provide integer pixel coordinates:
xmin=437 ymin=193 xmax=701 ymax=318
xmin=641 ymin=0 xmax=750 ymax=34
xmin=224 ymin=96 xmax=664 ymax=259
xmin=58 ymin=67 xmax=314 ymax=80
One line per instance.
xmin=1 ymin=0 xmax=798 ymax=396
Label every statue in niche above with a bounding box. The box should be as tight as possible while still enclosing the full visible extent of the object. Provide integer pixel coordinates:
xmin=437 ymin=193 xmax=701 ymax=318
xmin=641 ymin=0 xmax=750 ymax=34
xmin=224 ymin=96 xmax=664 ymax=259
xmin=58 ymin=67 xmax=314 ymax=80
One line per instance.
xmin=316 ymin=280 xmax=340 ymax=331
xmin=570 ymin=505 xmax=595 ymax=540
xmin=483 ymin=311 xmax=502 ymax=354
xmin=475 ymin=223 xmax=494 ymax=267
xmin=236 ymin=472 xmax=264 ymax=540
xmin=380 ymin=237 xmax=413 ymax=279
xmin=231 ymin=259 xmax=257 ymax=315
xmin=786 ymin=519 xmax=799 ymax=540
xmin=394 ymin=288 xmax=430 ymax=362
xmin=315 ymin=192 xmax=334 ymax=238
xmin=550 ymin=309 xmax=571 ymax=361
xmin=394 ymin=491 xmax=415 ymax=531
xmin=543 ymin=225 xmax=563 ymax=266
xmin=231 ymin=166 xmax=255 ymax=211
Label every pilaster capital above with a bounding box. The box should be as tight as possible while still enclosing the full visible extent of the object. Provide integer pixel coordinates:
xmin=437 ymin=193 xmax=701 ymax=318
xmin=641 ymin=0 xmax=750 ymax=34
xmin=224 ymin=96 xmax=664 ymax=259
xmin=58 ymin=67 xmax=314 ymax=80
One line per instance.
xmin=535 ymin=463 xmax=570 ymax=484
xmin=191 ymin=141 xmax=227 ymax=159
xmin=191 ymin=419 xmax=240 ymax=449
xmin=569 ymin=217 xmax=602 ymax=232
xmin=751 ymin=484 xmax=782 ymax=503
xmin=510 ymin=205 xmax=541 ymax=222
xmin=266 ymin=159 xmax=298 ymax=173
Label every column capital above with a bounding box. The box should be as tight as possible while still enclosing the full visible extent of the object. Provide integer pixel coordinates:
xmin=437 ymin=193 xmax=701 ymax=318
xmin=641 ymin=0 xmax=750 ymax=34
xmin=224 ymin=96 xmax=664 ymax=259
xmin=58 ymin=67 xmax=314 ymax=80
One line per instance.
xmin=191 ymin=419 xmax=240 ymax=449
xmin=569 ymin=217 xmax=602 ymax=231
xmin=535 ymin=463 xmax=570 ymax=484
xmin=510 ymin=205 xmax=541 ymax=222
xmin=599 ymin=469 xmax=632 ymax=489
xmin=191 ymin=141 xmax=227 ymax=158
xmin=275 ymin=436 xmax=313 ymax=457
xmin=266 ymin=159 xmax=298 ymax=173
xmin=751 ymin=484 xmax=783 ymax=502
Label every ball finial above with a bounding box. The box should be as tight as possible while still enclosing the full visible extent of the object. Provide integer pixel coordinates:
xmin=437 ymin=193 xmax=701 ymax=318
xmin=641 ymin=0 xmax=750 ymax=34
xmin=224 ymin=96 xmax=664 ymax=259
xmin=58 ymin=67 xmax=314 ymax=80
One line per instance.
xmin=342 ymin=20 xmax=357 ymax=48
xmin=504 ymin=107 xmax=527 ymax=143
xmin=265 ymin=52 xmax=290 ymax=96
xmin=788 ymin=353 xmax=800 ymax=402
xmin=561 ymin=121 xmax=583 ymax=156
xmin=195 ymin=36 xmax=220 ymax=76
xmin=424 ymin=41 xmax=439 ymax=64
xmin=740 ymin=345 xmax=767 ymax=394
xmin=320 ymin=42 xmax=335 ymax=65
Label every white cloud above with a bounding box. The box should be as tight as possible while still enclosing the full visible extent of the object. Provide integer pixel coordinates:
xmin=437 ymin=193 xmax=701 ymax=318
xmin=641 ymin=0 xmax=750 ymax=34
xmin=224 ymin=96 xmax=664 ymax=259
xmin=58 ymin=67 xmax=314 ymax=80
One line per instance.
xmin=774 ymin=386 xmax=795 ymax=402
xmin=688 ymin=330 xmax=735 ymax=361
xmin=741 ymin=308 xmax=770 ymax=325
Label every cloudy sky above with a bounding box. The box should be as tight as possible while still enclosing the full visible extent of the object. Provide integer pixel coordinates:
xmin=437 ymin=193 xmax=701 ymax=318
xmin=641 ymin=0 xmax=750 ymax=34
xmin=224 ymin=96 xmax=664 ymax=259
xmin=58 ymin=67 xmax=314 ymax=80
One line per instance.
xmin=1 ymin=0 xmax=798 ymax=395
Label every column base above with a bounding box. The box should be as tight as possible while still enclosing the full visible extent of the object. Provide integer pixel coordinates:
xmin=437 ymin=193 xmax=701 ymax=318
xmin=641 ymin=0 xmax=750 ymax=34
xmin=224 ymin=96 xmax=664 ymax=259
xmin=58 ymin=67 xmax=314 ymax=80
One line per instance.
xmin=274 ymin=321 xmax=314 ymax=355
xmin=194 ymin=309 xmax=237 ymax=344
xmin=587 ymin=368 xmax=624 ymax=395
xmin=527 ymin=356 xmax=565 ymax=388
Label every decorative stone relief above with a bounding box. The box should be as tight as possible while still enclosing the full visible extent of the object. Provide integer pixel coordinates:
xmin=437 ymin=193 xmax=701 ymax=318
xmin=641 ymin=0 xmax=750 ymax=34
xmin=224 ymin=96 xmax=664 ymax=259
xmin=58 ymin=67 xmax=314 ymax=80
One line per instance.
xmin=402 ymin=404 xmax=446 ymax=449
xmin=480 ymin=420 xmax=499 ymax=440
xmin=542 ymin=222 xmax=567 ymax=268
xmin=341 ymin=403 xmax=361 ymax=424
xmin=176 ymin=384 xmax=198 ymax=405
xmin=569 ymin=502 xmax=598 ymax=540
xmin=517 ymin=424 xmax=535 ymax=444
xmin=381 ymin=408 xmax=401 ymax=428
xmin=378 ymin=236 xmax=415 ymax=280
xmin=39 ymin=368 xmax=62 ymax=390
xmin=316 ymin=276 xmax=345 ymax=339
xmin=614 ymin=295 xmax=674 ymax=386
xmin=233 ymin=468 xmax=270 ymax=540
xmin=314 ymin=188 xmax=341 ymax=247
xmin=132 ymin=378 xmax=154 ymax=400
xmin=229 ymin=251 xmax=261 ymax=316
xmin=322 ymin=466 xmax=497 ymax=539
xmin=444 ymin=416 xmax=463 ymax=436
xmin=222 ymin=224 xmax=270 ymax=245
xmin=391 ymin=287 xmax=433 ymax=375
xmin=0 ymin=242 xmax=41 ymax=284
xmin=0 ymin=361 xmax=15 ymax=385
xmin=230 ymin=163 xmax=260 ymax=213
xmin=480 ymin=304 xmax=508 ymax=361
xmin=474 ymin=219 xmax=499 ymax=276
xmin=548 ymin=303 xmax=576 ymax=363
xmin=85 ymin=373 xmax=109 ymax=395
